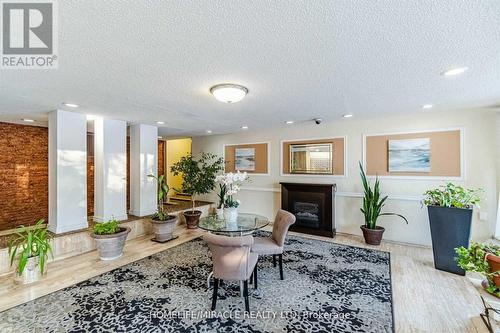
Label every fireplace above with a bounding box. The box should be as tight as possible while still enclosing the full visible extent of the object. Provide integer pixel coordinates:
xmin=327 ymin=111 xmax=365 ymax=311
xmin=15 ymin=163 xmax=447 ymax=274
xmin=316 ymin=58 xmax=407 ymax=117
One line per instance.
xmin=280 ymin=182 xmax=336 ymax=237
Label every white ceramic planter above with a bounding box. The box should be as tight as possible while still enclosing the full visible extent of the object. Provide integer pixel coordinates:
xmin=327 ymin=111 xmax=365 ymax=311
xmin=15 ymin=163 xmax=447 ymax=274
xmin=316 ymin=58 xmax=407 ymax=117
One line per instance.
xmin=91 ymin=227 xmax=131 ymax=260
xmin=224 ymin=207 xmax=238 ymax=223
xmin=216 ymin=208 xmax=224 ymax=220
xmin=150 ymin=216 xmax=178 ymax=242
xmin=14 ymin=256 xmax=44 ymax=285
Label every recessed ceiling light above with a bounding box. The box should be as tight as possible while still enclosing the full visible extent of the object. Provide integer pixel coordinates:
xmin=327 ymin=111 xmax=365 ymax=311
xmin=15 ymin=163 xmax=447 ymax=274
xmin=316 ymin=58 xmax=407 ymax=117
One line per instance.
xmin=63 ymin=103 xmax=79 ymax=108
xmin=422 ymin=104 xmax=433 ymax=109
xmin=241 ymin=125 xmax=248 ymax=130
xmin=342 ymin=114 xmax=353 ymax=118
xmin=22 ymin=118 xmax=34 ymax=122
xmin=157 ymin=121 xmax=165 ymax=125
xmin=441 ymin=67 xmax=468 ymax=76
xmin=206 ymin=130 xmax=212 ymax=134
xmin=210 ymin=84 xmax=248 ymax=103
xmin=285 ymin=121 xmax=294 ymax=124
xmin=158 ymin=136 xmax=162 ymax=139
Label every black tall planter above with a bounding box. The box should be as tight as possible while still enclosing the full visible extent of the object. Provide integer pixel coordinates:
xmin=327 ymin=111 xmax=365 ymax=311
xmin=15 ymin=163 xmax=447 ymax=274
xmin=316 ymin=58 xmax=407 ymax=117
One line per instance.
xmin=428 ymin=205 xmax=473 ymax=276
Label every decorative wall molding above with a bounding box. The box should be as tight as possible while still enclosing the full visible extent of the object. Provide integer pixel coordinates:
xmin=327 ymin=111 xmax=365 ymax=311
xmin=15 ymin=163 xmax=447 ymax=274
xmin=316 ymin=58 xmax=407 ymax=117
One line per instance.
xmin=240 ymin=186 xmax=423 ymax=201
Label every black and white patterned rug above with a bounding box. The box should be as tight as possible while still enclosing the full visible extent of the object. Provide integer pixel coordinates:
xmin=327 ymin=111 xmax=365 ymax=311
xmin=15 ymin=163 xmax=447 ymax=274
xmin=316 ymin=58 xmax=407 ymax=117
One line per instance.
xmin=0 ymin=232 xmax=393 ymax=333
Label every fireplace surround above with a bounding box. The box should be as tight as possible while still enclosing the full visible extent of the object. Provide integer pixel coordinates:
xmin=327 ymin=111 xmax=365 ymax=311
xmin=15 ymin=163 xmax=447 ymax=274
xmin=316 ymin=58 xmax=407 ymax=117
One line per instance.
xmin=280 ymin=182 xmax=336 ymax=237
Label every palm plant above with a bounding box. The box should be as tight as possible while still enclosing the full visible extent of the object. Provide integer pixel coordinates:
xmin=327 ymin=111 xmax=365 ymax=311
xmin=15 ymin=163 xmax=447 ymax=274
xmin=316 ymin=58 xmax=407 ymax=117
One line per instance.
xmin=8 ymin=219 xmax=53 ymax=275
xmin=147 ymin=174 xmax=171 ymax=221
xmin=359 ymin=162 xmax=408 ymax=229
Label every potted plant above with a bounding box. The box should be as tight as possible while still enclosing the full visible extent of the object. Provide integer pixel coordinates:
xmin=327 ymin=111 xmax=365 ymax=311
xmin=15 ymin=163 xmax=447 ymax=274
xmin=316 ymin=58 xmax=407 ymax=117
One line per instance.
xmin=8 ymin=218 xmax=53 ymax=284
xmin=456 ymin=243 xmax=500 ymax=297
xmin=91 ymin=218 xmax=130 ymax=260
xmin=359 ymin=163 xmax=408 ymax=245
xmin=215 ymin=171 xmax=248 ymax=223
xmin=423 ymin=183 xmax=481 ymax=275
xmin=170 ymin=152 xmax=224 ymax=229
xmin=147 ymin=174 xmax=178 ymax=242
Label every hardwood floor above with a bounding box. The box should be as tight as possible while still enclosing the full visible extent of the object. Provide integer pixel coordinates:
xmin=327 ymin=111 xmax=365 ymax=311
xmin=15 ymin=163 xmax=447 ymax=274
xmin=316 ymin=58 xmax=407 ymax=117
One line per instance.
xmin=0 ymin=225 xmax=489 ymax=333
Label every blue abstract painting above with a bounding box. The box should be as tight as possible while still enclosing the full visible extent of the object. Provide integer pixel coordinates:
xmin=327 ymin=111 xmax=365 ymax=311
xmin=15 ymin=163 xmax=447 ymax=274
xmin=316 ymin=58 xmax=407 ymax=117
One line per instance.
xmin=388 ymin=138 xmax=430 ymax=172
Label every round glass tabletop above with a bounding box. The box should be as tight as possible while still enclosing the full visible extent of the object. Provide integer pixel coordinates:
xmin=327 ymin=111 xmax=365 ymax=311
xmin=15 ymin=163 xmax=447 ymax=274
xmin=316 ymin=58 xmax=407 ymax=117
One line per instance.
xmin=198 ymin=213 xmax=270 ymax=234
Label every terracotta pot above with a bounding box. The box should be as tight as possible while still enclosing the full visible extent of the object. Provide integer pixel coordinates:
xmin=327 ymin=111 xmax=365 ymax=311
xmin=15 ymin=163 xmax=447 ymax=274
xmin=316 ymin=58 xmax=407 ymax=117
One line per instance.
xmin=150 ymin=215 xmax=178 ymax=242
xmin=486 ymin=253 xmax=500 ymax=288
xmin=91 ymin=227 xmax=130 ymax=260
xmin=360 ymin=225 xmax=385 ymax=246
xmin=183 ymin=210 xmax=202 ymax=229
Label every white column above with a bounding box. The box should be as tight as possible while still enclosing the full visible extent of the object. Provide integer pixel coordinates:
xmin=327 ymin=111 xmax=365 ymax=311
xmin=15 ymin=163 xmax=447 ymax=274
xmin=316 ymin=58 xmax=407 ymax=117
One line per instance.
xmin=48 ymin=110 xmax=87 ymax=233
xmin=93 ymin=118 xmax=128 ymax=222
xmin=129 ymin=124 xmax=157 ymax=217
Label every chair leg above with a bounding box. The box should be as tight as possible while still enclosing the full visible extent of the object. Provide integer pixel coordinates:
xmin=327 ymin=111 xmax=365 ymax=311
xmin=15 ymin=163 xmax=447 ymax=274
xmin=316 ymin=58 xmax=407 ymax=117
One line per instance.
xmin=273 ymin=255 xmax=277 ymax=267
xmin=211 ymin=278 xmax=219 ymax=310
xmin=254 ymin=261 xmax=258 ymax=289
xmin=279 ymin=254 xmax=284 ymax=280
xmin=243 ymin=280 xmax=249 ymax=312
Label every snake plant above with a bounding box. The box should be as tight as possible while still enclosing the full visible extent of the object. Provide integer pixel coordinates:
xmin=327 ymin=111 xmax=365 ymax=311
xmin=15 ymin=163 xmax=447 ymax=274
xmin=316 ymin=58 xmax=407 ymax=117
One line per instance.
xmin=359 ymin=162 xmax=408 ymax=229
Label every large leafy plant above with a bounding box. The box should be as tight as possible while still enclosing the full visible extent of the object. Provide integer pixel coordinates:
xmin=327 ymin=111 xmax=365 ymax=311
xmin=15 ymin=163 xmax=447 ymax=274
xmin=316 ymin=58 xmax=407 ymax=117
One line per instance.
xmin=359 ymin=162 xmax=408 ymax=229
xmin=170 ymin=152 xmax=224 ymax=212
xmin=8 ymin=219 xmax=53 ymax=275
xmin=147 ymin=174 xmax=172 ymax=221
xmin=423 ymin=183 xmax=481 ymax=209
xmin=93 ymin=218 xmax=120 ymax=235
xmin=456 ymin=243 xmax=500 ymax=297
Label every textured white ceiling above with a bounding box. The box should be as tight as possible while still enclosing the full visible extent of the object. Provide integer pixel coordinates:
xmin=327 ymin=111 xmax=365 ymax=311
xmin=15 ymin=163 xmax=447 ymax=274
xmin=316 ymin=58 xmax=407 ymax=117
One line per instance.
xmin=1 ymin=0 xmax=500 ymax=137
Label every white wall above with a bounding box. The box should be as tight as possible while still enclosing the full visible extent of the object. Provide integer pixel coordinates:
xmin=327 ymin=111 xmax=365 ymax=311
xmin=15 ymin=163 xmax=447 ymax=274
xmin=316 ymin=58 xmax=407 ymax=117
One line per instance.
xmin=192 ymin=109 xmax=498 ymax=246
xmin=48 ymin=110 xmax=88 ymax=234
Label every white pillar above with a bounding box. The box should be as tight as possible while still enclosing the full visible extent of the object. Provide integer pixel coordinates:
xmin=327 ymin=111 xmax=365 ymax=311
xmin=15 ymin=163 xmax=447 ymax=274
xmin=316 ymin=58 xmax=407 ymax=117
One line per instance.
xmin=48 ymin=110 xmax=87 ymax=233
xmin=129 ymin=124 xmax=157 ymax=217
xmin=93 ymin=118 xmax=128 ymax=222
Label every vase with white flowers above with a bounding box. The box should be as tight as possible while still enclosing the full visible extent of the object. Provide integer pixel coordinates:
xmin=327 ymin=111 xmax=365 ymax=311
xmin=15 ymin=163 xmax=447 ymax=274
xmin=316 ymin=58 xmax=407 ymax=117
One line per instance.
xmin=215 ymin=171 xmax=249 ymax=223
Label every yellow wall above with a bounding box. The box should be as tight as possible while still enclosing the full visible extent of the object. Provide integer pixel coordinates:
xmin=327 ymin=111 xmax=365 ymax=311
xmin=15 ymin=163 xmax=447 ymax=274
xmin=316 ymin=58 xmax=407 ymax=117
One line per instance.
xmin=166 ymin=138 xmax=192 ymax=191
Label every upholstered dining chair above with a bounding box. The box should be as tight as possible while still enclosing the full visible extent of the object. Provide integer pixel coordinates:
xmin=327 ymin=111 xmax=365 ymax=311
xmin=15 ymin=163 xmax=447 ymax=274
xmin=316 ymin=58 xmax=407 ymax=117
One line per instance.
xmin=204 ymin=234 xmax=258 ymax=312
xmin=251 ymin=209 xmax=296 ymax=280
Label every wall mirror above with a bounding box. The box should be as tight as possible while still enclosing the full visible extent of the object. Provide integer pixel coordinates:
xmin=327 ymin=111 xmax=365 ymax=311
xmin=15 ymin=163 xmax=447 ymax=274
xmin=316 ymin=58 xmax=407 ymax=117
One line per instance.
xmin=289 ymin=143 xmax=333 ymax=174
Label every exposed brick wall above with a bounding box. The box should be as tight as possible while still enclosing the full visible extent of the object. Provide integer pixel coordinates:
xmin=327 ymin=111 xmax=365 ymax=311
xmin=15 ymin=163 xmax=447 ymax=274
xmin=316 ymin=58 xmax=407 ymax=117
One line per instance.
xmin=0 ymin=124 xmax=165 ymax=230
xmin=0 ymin=122 xmax=48 ymax=230
xmin=158 ymin=140 xmax=165 ymax=177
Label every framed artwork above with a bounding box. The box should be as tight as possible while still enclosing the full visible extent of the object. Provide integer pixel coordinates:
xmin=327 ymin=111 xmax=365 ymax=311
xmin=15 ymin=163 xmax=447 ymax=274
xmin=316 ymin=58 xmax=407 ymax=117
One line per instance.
xmin=388 ymin=138 xmax=430 ymax=172
xmin=235 ymin=148 xmax=256 ymax=171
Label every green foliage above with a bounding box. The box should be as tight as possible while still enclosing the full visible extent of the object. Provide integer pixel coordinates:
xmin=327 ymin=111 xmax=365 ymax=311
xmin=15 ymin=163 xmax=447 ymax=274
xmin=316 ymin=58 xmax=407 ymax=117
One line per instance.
xmin=148 ymin=174 xmax=171 ymax=220
xmin=455 ymin=243 xmax=500 ymax=297
xmin=8 ymin=219 xmax=53 ymax=275
xmin=359 ymin=162 xmax=408 ymax=229
xmin=224 ymin=196 xmax=240 ymax=208
xmin=423 ymin=183 xmax=481 ymax=208
xmin=93 ymin=218 xmax=120 ymax=235
xmin=170 ymin=152 xmax=224 ymax=211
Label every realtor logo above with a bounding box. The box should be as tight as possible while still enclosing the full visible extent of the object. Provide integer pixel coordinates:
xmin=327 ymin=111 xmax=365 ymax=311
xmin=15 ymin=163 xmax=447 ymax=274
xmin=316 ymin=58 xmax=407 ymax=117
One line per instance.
xmin=1 ymin=0 xmax=57 ymax=69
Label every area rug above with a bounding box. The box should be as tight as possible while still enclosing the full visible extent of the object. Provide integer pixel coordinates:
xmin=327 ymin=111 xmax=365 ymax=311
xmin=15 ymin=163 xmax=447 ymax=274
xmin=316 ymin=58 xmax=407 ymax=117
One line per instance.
xmin=0 ymin=232 xmax=393 ymax=333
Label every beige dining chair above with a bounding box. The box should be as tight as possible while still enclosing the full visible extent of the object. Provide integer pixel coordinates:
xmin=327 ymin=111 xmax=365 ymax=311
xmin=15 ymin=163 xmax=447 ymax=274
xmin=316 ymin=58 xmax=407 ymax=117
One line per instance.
xmin=204 ymin=233 xmax=258 ymax=312
xmin=251 ymin=209 xmax=296 ymax=280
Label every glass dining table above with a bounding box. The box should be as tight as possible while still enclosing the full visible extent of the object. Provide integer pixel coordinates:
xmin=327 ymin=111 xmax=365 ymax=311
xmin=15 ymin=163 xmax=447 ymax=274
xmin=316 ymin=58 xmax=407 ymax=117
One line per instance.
xmin=198 ymin=213 xmax=270 ymax=236
xmin=199 ymin=213 xmax=270 ymax=292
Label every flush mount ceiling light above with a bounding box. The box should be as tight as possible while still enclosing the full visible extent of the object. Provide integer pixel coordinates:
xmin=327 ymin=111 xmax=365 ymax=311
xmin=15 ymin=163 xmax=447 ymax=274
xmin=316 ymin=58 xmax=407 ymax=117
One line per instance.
xmin=342 ymin=114 xmax=353 ymax=118
xmin=22 ymin=118 xmax=34 ymax=122
xmin=422 ymin=104 xmax=433 ymax=110
xmin=63 ymin=103 xmax=79 ymax=108
xmin=210 ymin=84 xmax=248 ymax=103
xmin=441 ymin=67 xmax=468 ymax=76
